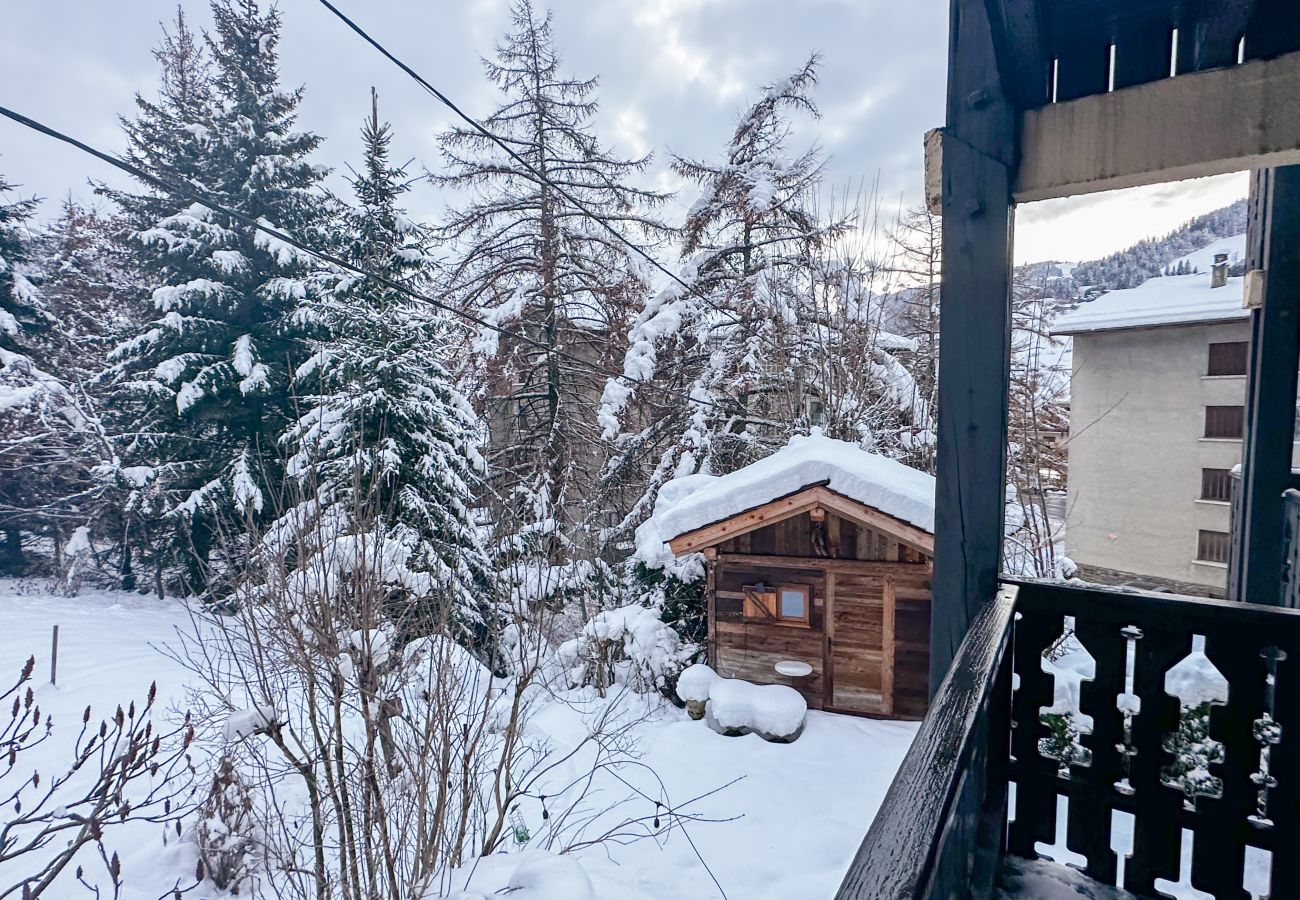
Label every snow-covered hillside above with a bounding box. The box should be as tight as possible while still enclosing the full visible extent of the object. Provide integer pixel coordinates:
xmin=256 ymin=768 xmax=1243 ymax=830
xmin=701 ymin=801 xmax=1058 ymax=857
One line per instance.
xmin=1053 ymin=233 xmax=1248 ymax=335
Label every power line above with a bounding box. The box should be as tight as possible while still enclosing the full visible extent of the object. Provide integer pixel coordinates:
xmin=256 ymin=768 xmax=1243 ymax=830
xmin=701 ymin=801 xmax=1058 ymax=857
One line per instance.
xmin=312 ymin=0 xmax=745 ymax=329
xmin=0 ymin=104 xmax=733 ymax=421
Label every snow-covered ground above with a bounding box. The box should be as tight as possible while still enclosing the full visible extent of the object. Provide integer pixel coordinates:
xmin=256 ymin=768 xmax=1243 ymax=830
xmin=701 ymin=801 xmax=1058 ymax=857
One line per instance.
xmin=0 ymin=580 xmax=203 ymax=899
xmin=0 ymin=579 xmax=919 ymax=899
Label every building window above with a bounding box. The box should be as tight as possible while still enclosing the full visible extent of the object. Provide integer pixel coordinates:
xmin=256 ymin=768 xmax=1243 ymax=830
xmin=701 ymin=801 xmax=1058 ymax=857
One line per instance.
xmin=1197 ymin=529 xmax=1231 ymax=564
xmin=742 ymin=583 xmax=810 ymax=626
xmin=1204 ymin=405 xmax=1245 ymax=439
xmin=1200 ymin=468 xmax=1234 ymax=502
xmin=1207 ymin=341 xmax=1248 ymax=376
xmin=778 ymin=584 xmax=810 ymax=622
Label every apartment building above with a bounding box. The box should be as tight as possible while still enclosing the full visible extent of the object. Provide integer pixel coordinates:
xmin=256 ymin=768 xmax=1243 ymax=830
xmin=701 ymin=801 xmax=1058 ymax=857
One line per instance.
xmin=1052 ymin=235 xmax=1248 ymax=597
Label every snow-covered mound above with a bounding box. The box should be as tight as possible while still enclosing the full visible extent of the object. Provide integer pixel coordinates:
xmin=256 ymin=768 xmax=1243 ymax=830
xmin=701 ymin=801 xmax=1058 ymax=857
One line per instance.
xmin=1054 ymin=234 xmax=1248 ymax=335
xmin=443 ymin=851 xmax=597 ymax=900
xmin=675 ymin=663 xmax=720 ymax=704
xmin=706 ymin=678 xmax=807 ymax=741
xmin=635 ymin=431 xmax=936 ymax=571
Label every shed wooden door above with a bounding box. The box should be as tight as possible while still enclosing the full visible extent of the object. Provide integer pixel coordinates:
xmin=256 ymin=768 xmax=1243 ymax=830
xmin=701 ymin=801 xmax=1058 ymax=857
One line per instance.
xmin=825 ymin=573 xmax=895 ymax=716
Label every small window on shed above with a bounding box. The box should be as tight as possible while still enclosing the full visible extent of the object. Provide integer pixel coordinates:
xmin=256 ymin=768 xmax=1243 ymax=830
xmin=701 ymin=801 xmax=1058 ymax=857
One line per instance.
xmin=745 ymin=582 xmax=810 ymax=626
xmin=1207 ymin=341 xmax=1248 ymax=377
xmin=778 ymin=584 xmax=810 ymax=622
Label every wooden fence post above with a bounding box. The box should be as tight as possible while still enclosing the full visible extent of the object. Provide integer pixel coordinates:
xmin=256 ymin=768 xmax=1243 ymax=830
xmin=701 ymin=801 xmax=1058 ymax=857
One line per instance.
xmin=50 ymin=624 xmax=59 ymax=686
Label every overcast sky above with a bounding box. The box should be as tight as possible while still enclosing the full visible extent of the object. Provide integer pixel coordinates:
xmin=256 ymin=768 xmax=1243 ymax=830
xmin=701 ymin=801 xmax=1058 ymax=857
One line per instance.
xmin=0 ymin=0 xmax=1247 ymax=266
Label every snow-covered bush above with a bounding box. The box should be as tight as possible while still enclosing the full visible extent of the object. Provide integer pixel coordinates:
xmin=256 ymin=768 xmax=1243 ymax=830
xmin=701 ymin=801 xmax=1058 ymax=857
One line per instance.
xmin=557 ymin=603 xmax=698 ymax=697
xmin=193 ymin=754 xmax=260 ymax=893
xmin=1161 ymin=700 xmax=1224 ymax=807
xmin=174 ymin=482 xmax=662 ymax=900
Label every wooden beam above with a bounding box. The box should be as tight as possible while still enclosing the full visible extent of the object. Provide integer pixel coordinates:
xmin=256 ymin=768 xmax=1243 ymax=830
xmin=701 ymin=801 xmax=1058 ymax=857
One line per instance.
xmin=946 ymin=0 xmax=1017 ymax=166
xmin=882 ymin=576 xmax=896 ymax=717
xmin=1228 ymin=166 xmax=1300 ymax=605
xmin=824 ymin=570 xmax=837 ymax=704
xmin=706 ymin=553 xmax=718 ymax=660
xmin=931 ymin=0 xmax=1015 ymax=697
xmin=803 ymin=488 xmax=936 ymax=555
xmin=719 ymin=553 xmax=934 ymax=577
xmin=1015 ymin=50 xmax=1300 ymax=202
xmin=667 ymin=490 xmax=824 ymax=555
xmin=667 ymin=485 xmax=935 ymax=556
xmin=982 ymin=0 xmax=1048 ymax=109
xmin=932 ymin=135 xmax=1013 ymax=692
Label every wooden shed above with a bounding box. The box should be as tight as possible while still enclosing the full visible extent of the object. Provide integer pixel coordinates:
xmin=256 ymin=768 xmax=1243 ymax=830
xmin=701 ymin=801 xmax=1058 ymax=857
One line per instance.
xmin=648 ymin=434 xmax=936 ymax=719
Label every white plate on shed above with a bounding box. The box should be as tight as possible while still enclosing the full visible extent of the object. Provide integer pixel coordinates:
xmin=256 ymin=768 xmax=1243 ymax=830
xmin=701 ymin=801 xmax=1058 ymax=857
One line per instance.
xmin=774 ymin=660 xmax=813 ymax=677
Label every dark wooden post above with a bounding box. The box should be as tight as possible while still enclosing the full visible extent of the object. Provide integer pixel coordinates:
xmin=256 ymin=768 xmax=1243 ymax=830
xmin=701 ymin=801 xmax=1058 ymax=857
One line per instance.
xmin=1228 ymin=166 xmax=1300 ymax=605
xmin=930 ymin=0 xmax=1019 ymax=692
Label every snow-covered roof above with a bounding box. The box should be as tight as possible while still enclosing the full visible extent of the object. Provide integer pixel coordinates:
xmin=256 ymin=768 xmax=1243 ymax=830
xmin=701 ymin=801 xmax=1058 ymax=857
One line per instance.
xmin=1173 ymin=232 xmax=1247 ymax=272
xmin=635 ymin=432 xmax=936 ymax=571
xmin=1052 ymin=234 xmax=1248 ymax=336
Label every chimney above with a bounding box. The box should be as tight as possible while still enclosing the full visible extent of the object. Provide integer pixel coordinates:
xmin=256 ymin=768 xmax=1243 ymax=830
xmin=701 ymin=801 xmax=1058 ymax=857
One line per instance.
xmin=1211 ymin=252 xmax=1229 ymax=288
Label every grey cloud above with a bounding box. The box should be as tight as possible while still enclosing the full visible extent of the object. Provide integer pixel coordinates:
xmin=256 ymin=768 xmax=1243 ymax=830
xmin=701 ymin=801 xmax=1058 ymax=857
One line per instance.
xmin=1 ymin=0 xmax=1239 ymax=264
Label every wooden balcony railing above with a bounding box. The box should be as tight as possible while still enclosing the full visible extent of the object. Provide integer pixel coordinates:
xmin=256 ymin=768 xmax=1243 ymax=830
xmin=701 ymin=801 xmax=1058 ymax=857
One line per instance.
xmin=838 ymin=580 xmax=1300 ymax=899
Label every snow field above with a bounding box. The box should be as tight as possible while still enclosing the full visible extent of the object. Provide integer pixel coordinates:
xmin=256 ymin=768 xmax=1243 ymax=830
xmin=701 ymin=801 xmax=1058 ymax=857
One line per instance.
xmin=0 ymin=582 xmax=204 ymax=900
xmin=0 ymin=580 xmax=920 ymax=899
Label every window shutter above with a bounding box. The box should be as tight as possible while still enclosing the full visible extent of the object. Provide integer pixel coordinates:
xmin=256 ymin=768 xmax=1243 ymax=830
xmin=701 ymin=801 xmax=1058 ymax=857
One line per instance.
xmin=743 ymin=585 xmax=777 ymax=619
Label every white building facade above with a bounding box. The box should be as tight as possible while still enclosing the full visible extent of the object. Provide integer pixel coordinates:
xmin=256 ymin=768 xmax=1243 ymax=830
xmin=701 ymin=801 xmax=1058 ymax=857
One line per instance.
xmin=1053 ymin=236 xmax=1250 ymax=597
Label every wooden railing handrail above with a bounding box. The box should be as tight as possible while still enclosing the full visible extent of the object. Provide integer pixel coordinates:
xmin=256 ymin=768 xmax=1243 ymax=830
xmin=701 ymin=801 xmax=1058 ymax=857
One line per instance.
xmin=1004 ymin=575 xmax=1300 ymax=623
xmin=835 ymin=585 xmax=1017 ymax=899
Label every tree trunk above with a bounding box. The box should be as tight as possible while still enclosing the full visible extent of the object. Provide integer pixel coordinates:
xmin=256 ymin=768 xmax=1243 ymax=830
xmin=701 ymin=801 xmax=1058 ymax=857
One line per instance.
xmin=1 ymin=527 xmax=25 ymax=575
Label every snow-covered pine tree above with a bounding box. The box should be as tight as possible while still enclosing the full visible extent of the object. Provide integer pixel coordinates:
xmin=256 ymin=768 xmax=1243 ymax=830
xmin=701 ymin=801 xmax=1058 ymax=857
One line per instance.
xmin=599 ymin=59 xmax=836 ymax=532
xmin=280 ymin=93 xmax=495 ymax=642
xmin=39 ymin=201 xmax=143 ymax=388
xmin=602 ymin=64 xmax=932 ymax=559
xmin=105 ymin=1 xmax=327 ymax=592
xmin=0 ymin=173 xmax=43 ymax=358
xmin=0 ymin=201 xmax=147 ymax=585
xmin=0 ymin=173 xmax=52 ymax=574
xmin=0 ymin=186 xmax=116 ymax=582
xmin=436 ymin=1 xmax=670 ymax=608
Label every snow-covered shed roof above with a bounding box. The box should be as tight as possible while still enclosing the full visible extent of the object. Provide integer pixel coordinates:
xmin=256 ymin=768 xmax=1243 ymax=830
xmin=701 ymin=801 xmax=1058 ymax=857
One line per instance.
xmin=635 ymin=432 xmax=936 ymax=570
xmin=1052 ymin=234 xmax=1248 ymax=336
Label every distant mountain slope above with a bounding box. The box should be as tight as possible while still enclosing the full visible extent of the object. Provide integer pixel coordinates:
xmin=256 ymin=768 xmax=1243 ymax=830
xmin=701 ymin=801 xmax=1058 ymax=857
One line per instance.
xmin=1068 ymin=198 xmax=1247 ymax=290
